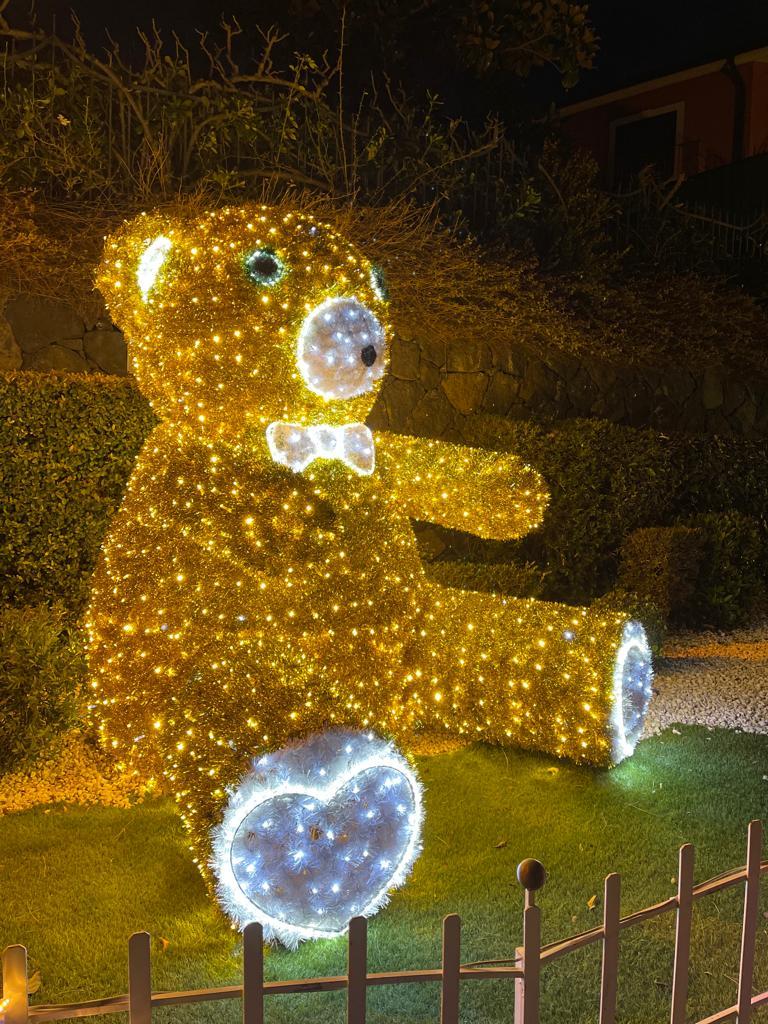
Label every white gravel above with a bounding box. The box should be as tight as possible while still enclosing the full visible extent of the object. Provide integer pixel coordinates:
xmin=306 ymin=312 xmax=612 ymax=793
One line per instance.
xmin=642 ymin=619 xmax=768 ymax=738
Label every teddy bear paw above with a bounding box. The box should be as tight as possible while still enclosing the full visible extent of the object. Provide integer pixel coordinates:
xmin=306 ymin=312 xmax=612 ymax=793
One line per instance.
xmin=211 ymin=729 xmax=423 ymax=947
xmin=610 ymin=620 xmax=654 ymax=763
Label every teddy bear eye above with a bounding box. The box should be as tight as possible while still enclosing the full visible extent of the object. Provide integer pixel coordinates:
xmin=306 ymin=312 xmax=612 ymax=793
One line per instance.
xmin=244 ymin=248 xmax=286 ymax=287
xmin=369 ymin=264 xmax=388 ymax=301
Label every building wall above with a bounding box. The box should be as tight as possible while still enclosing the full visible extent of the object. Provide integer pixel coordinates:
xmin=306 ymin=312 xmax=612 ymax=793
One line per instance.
xmin=743 ymin=61 xmax=768 ymax=155
xmin=562 ymin=59 xmax=768 ymax=183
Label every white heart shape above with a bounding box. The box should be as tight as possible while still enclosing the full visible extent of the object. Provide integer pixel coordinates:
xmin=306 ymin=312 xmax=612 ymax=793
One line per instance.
xmin=211 ymin=730 xmax=423 ymax=947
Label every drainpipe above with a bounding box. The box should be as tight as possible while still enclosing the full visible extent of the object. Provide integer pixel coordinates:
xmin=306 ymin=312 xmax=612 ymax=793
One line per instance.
xmin=721 ymin=56 xmax=746 ymax=162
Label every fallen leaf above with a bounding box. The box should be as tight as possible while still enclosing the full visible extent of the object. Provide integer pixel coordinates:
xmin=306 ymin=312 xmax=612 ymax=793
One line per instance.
xmin=158 ymin=937 xmax=170 ymax=953
xmin=494 ymin=839 xmax=507 ymax=849
xmin=672 ymin=728 xmax=681 ymax=735
xmin=587 ymin=894 xmax=598 ymax=910
xmin=27 ymin=970 xmax=42 ymax=995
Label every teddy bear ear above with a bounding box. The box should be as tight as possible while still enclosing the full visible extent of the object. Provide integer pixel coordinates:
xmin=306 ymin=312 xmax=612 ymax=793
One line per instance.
xmin=96 ymin=212 xmax=176 ymax=318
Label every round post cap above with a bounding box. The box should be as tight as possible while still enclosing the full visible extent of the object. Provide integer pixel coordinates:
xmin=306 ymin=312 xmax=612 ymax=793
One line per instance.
xmin=517 ymin=858 xmax=547 ymax=892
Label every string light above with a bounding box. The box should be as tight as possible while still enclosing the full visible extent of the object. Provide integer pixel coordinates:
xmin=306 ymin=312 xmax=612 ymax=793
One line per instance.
xmin=87 ymin=203 xmax=652 ymax=939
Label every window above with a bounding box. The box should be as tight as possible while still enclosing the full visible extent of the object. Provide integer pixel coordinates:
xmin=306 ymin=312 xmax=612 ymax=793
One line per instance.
xmin=610 ymin=104 xmax=684 ymax=187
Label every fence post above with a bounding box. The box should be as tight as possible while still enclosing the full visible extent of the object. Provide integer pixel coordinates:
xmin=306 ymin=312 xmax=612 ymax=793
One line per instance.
xmin=670 ymin=843 xmax=695 ymax=1024
xmin=515 ymin=859 xmax=546 ymax=1024
xmin=242 ymin=923 xmax=264 ymax=1024
xmin=521 ymin=905 xmax=542 ymax=1024
xmin=440 ymin=914 xmax=461 ymax=1024
xmin=514 ymin=947 xmax=525 ymax=1024
xmin=128 ymin=932 xmax=152 ymax=1024
xmin=736 ymin=820 xmax=763 ymax=1024
xmin=599 ymin=873 xmax=621 ymax=1024
xmin=2 ymin=946 xmax=29 ymax=1024
xmin=347 ymin=916 xmax=367 ymax=1024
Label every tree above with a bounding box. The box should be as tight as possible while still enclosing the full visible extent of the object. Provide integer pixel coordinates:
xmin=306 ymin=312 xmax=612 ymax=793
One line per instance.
xmin=275 ymin=0 xmax=597 ymax=94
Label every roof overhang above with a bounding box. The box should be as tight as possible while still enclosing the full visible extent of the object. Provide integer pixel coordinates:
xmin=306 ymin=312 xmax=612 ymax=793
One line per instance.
xmin=560 ymin=45 xmax=768 ymax=118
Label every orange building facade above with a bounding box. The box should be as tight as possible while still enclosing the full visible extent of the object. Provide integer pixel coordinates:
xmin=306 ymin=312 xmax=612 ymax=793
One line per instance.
xmin=560 ymin=47 xmax=768 ymax=187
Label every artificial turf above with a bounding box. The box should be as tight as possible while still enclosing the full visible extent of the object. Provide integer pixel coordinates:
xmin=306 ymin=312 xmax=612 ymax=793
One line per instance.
xmin=1 ymin=726 xmax=767 ymax=1024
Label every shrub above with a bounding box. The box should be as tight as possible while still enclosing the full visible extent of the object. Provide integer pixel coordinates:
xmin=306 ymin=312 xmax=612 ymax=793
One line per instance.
xmin=0 ymin=372 xmax=156 ymax=614
xmin=450 ymin=415 xmax=768 ymax=626
xmin=423 ymin=559 xmax=546 ymax=598
xmin=0 ymin=604 xmax=86 ymax=775
xmin=684 ymin=512 xmax=765 ymax=628
xmin=617 ymin=518 xmax=765 ymax=630
xmin=617 ymin=526 xmax=706 ymax=624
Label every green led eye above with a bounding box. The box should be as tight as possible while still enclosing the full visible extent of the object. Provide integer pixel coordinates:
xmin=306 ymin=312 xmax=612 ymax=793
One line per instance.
xmin=244 ymin=248 xmax=286 ymax=287
xmin=369 ymin=264 xmax=389 ymax=301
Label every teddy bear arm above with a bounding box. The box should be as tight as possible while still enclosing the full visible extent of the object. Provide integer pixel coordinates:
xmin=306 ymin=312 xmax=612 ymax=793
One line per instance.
xmin=375 ymin=431 xmax=549 ymax=540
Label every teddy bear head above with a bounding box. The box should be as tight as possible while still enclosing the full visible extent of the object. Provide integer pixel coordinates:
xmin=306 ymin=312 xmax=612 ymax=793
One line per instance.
xmin=96 ymin=205 xmax=390 ymax=434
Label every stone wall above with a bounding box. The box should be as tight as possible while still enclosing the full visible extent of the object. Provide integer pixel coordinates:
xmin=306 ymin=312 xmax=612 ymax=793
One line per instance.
xmin=3 ymin=292 xmax=767 ymax=439
xmin=367 ymin=329 xmax=768 ymax=440
xmin=0 ymin=294 xmax=127 ymax=375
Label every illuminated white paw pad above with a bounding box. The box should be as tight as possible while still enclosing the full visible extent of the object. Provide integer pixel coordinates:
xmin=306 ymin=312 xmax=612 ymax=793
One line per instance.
xmin=611 ymin=620 xmax=654 ymax=763
xmin=211 ymin=730 xmax=423 ymax=947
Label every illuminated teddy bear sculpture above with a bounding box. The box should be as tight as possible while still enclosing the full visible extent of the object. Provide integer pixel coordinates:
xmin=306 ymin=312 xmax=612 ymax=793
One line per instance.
xmin=88 ymin=205 xmax=652 ymax=946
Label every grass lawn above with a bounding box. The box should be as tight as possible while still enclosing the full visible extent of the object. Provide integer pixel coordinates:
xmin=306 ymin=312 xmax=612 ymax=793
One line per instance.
xmin=1 ymin=726 xmax=767 ymax=1024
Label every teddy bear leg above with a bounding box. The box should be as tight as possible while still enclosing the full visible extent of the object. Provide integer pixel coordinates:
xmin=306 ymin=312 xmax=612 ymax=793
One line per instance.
xmin=202 ymin=729 xmax=424 ymax=946
xmin=418 ymin=585 xmax=653 ymax=767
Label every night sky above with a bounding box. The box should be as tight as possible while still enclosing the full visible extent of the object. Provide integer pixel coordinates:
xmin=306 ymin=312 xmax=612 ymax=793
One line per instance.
xmin=567 ymin=0 xmax=768 ymax=100
xmin=5 ymin=0 xmax=768 ymax=112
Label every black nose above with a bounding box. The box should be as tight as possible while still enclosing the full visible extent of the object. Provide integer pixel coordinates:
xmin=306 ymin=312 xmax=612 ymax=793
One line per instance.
xmin=360 ymin=344 xmax=377 ymax=367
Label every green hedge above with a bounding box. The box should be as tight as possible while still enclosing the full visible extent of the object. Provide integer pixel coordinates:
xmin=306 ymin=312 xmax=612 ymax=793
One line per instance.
xmin=445 ymin=414 xmax=768 ymax=624
xmin=0 ymin=603 xmax=85 ymax=773
xmin=617 ymin=515 xmax=766 ymax=630
xmin=617 ymin=526 xmax=706 ymax=623
xmin=0 ymin=372 xmax=155 ymax=614
xmin=685 ymin=511 xmax=765 ymax=628
xmin=423 ymin=559 xmax=546 ymax=598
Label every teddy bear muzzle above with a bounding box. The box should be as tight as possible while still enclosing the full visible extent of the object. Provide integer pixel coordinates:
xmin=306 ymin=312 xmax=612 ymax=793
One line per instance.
xmin=297 ymin=296 xmax=387 ymax=400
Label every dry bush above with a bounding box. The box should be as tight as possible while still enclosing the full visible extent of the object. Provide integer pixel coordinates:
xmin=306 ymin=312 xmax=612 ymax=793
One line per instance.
xmin=555 ymin=271 xmax=768 ymax=374
xmin=0 ymin=12 xmax=766 ymax=372
xmin=0 ymin=187 xmax=580 ymax=355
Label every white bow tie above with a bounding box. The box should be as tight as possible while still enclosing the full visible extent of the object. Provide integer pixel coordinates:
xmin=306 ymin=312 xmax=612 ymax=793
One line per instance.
xmin=266 ymin=422 xmax=375 ymax=476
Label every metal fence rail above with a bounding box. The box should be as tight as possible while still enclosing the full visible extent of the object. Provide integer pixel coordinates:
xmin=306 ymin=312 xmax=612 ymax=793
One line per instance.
xmin=2 ymin=820 xmax=766 ymax=1024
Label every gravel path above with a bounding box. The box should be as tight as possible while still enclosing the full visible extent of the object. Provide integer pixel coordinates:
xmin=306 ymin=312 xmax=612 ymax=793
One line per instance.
xmin=643 ymin=619 xmax=768 ymax=737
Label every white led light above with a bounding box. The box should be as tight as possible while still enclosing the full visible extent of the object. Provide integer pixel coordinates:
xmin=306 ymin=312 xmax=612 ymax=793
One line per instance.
xmin=369 ymin=265 xmax=388 ymax=301
xmin=610 ymin=620 xmax=654 ymax=763
xmin=266 ymin=421 xmax=375 ymax=475
xmin=136 ymin=236 xmax=172 ymax=301
xmin=211 ymin=729 xmax=423 ymax=948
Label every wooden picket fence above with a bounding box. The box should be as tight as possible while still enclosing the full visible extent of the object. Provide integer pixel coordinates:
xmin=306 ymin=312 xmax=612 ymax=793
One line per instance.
xmin=2 ymin=819 xmax=766 ymax=1024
